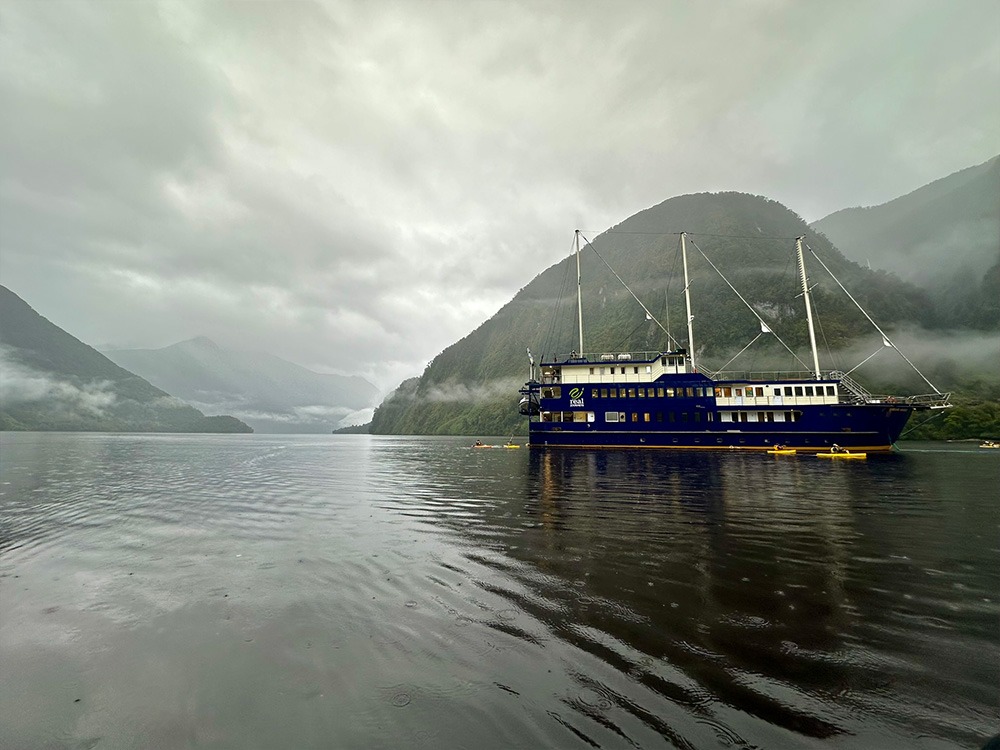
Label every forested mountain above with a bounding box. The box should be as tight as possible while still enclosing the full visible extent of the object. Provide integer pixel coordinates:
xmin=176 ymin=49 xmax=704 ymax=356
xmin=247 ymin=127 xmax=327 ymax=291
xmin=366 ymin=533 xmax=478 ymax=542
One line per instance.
xmin=812 ymin=156 xmax=1000 ymax=329
xmin=105 ymin=337 xmax=378 ymax=434
xmin=0 ymin=286 xmax=251 ymax=432
xmin=370 ymin=192 xmax=939 ymax=436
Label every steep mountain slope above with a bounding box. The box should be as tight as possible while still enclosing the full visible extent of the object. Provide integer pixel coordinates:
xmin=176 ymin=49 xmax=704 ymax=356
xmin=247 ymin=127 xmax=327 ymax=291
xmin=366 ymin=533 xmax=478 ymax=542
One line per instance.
xmin=812 ymin=156 xmax=1000 ymax=329
xmin=105 ymin=337 xmax=378 ymax=433
xmin=370 ymin=191 xmax=933 ymax=436
xmin=0 ymin=286 xmax=251 ymax=432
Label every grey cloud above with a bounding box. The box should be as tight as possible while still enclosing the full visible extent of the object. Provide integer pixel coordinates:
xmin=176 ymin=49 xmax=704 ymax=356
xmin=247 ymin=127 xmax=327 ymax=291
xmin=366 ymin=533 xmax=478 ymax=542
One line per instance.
xmin=1 ymin=0 xmax=997 ymax=395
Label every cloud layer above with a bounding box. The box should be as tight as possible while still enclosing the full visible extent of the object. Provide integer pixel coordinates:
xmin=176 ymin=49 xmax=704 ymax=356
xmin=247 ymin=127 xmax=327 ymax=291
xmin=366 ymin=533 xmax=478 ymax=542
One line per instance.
xmin=2 ymin=0 xmax=997 ymax=392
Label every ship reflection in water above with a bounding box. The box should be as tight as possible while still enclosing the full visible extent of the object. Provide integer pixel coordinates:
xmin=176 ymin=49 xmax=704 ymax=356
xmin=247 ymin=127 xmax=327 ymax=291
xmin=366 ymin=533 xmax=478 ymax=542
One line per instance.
xmin=0 ymin=434 xmax=995 ymax=749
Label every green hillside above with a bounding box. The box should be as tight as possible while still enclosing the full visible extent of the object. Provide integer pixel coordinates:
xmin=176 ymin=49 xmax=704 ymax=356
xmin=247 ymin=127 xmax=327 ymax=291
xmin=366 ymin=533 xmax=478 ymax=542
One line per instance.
xmin=0 ymin=286 xmax=252 ymax=432
xmin=371 ymin=192 xmax=936 ymax=436
xmin=812 ymin=156 xmax=1000 ymax=329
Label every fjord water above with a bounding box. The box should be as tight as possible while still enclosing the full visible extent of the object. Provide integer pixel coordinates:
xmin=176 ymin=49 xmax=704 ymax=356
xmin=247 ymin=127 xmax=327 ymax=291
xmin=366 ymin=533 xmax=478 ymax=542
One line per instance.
xmin=1 ymin=434 xmax=996 ymax=749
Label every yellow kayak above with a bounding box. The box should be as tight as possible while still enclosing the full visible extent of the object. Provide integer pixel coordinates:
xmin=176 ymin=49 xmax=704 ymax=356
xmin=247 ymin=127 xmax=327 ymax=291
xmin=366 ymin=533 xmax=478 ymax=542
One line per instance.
xmin=503 ymin=444 xmax=521 ymax=449
xmin=767 ymin=449 xmax=796 ymax=455
xmin=817 ymin=451 xmax=866 ymax=459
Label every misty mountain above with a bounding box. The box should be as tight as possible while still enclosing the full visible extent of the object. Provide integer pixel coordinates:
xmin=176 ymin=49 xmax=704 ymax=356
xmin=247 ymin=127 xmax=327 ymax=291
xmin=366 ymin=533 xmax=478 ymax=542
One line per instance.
xmin=104 ymin=337 xmax=379 ymax=434
xmin=0 ymin=286 xmax=251 ymax=432
xmin=370 ymin=191 xmax=938 ymax=436
xmin=812 ymin=156 xmax=1000 ymax=329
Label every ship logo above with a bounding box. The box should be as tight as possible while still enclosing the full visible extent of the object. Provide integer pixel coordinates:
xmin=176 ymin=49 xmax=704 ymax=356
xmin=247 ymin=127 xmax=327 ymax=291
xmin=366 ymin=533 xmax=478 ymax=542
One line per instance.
xmin=569 ymin=387 xmax=584 ymax=399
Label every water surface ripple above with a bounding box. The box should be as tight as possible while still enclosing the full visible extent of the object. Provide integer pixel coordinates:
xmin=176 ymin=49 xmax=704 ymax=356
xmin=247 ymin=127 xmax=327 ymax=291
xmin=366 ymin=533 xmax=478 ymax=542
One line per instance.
xmin=1 ymin=433 xmax=996 ymax=749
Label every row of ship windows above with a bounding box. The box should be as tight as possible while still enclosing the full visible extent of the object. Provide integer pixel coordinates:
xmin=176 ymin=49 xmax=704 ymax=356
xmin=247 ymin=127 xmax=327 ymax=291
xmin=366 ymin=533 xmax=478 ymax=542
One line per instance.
xmin=540 ymin=384 xmax=838 ymax=400
xmin=719 ymin=411 xmax=802 ymax=423
xmin=542 ymin=386 xmax=714 ymax=399
xmin=540 ymin=411 xmax=716 ymax=423
xmin=538 ymin=410 xmax=806 ymax=424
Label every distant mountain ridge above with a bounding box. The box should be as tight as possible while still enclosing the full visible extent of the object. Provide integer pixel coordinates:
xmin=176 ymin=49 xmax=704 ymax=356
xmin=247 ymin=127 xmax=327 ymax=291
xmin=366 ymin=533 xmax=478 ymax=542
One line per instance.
xmin=812 ymin=156 xmax=1000 ymax=329
xmin=0 ymin=286 xmax=251 ymax=432
xmin=105 ymin=337 xmax=379 ymax=434
xmin=370 ymin=191 xmax=939 ymax=436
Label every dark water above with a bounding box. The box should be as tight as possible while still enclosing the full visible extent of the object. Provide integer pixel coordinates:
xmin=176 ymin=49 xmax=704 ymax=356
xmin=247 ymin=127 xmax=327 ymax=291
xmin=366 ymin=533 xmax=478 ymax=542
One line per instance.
xmin=1 ymin=434 xmax=997 ymax=750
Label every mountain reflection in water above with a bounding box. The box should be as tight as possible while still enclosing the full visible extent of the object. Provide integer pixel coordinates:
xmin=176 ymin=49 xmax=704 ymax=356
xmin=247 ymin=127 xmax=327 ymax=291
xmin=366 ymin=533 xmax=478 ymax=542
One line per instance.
xmin=0 ymin=434 xmax=996 ymax=749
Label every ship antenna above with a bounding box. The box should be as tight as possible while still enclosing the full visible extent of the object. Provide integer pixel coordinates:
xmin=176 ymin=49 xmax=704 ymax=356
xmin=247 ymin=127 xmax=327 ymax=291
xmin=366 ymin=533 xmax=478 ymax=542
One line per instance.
xmin=796 ymin=236 xmax=822 ymax=380
xmin=575 ymin=229 xmax=584 ymax=355
xmin=681 ymin=232 xmax=696 ymax=371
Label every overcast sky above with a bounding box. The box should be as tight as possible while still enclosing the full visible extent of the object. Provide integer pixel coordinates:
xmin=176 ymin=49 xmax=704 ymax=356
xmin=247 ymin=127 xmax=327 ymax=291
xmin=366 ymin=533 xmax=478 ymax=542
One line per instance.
xmin=2 ymin=0 xmax=997 ymax=394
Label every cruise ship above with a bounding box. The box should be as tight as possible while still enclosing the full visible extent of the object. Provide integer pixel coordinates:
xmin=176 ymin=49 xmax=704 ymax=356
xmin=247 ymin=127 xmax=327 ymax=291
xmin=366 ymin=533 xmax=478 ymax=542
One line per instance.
xmin=518 ymin=233 xmax=950 ymax=452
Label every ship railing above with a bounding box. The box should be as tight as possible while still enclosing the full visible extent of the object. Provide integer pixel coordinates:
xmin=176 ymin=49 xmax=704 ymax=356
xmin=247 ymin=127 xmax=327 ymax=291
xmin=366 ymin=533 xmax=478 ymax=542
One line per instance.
xmin=547 ymin=350 xmax=672 ymax=364
xmin=711 ymin=369 xmax=833 ymax=382
xmin=828 ymin=371 xmax=874 ymax=402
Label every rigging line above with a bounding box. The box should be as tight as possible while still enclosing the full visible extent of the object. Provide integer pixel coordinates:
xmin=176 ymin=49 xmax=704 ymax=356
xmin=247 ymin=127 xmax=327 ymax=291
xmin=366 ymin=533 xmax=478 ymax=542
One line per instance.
xmin=844 ymin=346 xmax=885 ymax=376
xmin=715 ymin=333 xmax=764 ymax=374
xmin=614 ymin=317 xmax=652 ymax=351
xmin=578 ymin=232 xmax=682 ymax=350
xmin=899 ymin=409 xmax=946 ymax=439
xmin=542 ymin=236 xmax=578 ymax=358
xmin=805 ymin=244 xmax=942 ymax=393
xmin=689 ymin=238 xmax=814 ymax=373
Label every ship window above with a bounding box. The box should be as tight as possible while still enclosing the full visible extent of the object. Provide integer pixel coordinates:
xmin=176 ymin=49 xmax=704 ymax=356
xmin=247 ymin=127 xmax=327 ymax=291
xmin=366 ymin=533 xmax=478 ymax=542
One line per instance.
xmin=599 ymin=367 xmax=605 ymax=375
xmin=542 ymin=387 xmax=562 ymax=399
xmin=661 ymin=357 xmax=668 ymax=366
xmin=656 ymin=412 xmax=663 ymax=422
xmin=632 ymin=413 xmax=639 ymax=422
xmin=589 ymin=367 xmax=595 ymax=375
xmin=619 ymin=412 xmax=626 ymax=422
xmin=620 ymin=367 xmax=626 ymax=374
xmin=645 ymin=366 xmax=652 ymax=374
xmin=693 ymin=412 xmax=701 ymax=423
xmin=591 ymin=389 xmax=598 ymax=398
xmin=633 ymin=367 xmax=639 ymax=374
xmin=600 ymin=388 xmax=608 ymax=398
xmin=826 ymin=385 xmax=836 ymax=396
xmin=755 ymin=387 xmax=765 ymax=397
xmin=686 ymin=388 xmax=695 ymax=397
xmin=784 ymin=411 xmax=793 ymax=421
xmin=573 ymin=411 xmax=589 ymax=422
xmin=775 ymin=412 xmax=785 ymax=422
xmin=715 ymin=387 xmax=723 ymax=397
xmin=707 ymin=413 xmax=714 ymax=422
xmin=794 ymin=386 xmax=803 ymax=396
xmin=681 ymin=412 xmax=689 ymax=422
xmin=628 ymin=388 xmax=636 ymax=398
xmin=805 ymin=386 xmax=814 ymax=396
xmin=773 ymin=388 xmax=781 ymax=396
xmin=758 ymin=412 xmax=766 ymax=422
xmin=784 ymin=387 xmax=793 ymax=396
xmin=609 ymin=389 xmax=616 ymax=398
xmin=606 ymin=411 xmax=619 ymax=422
xmin=644 ymin=413 xmax=651 ymax=422
xmin=669 ymin=412 xmax=675 ymax=423
xmin=620 ymin=388 xmax=627 ymax=398
xmin=638 ymin=388 xmax=645 ymax=398
xmin=720 ymin=412 xmax=732 ymax=422
xmin=666 ymin=388 xmax=675 ymax=397
xmin=723 ymin=387 xmax=732 ymax=397
xmin=657 ymin=388 xmax=665 ymax=397
xmin=739 ymin=412 xmax=749 ymax=422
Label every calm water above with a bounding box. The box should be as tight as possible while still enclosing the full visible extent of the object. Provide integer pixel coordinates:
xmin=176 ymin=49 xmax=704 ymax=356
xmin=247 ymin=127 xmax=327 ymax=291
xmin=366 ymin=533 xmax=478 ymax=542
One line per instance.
xmin=0 ymin=434 xmax=997 ymax=750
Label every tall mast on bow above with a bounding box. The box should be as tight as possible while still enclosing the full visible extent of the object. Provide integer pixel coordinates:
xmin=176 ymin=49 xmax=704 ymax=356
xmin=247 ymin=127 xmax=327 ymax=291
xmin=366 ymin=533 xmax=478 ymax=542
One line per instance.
xmin=681 ymin=232 xmax=696 ymax=371
xmin=796 ymin=236 xmax=822 ymax=380
xmin=575 ymin=229 xmax=584 ymax=354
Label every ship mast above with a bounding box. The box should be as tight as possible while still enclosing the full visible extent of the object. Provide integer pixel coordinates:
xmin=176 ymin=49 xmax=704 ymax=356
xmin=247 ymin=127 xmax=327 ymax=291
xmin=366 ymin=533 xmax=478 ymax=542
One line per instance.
xmin=575 ymin=229 xmax=584 ymax=354
xmin=796 ymin=236 xmax=822 ymax=380
xmin=681 ymin=232 xmax=696 ymax=371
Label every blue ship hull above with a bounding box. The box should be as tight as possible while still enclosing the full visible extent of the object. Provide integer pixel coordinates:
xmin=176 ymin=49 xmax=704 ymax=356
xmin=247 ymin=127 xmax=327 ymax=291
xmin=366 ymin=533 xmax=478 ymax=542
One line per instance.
xmin=520 ymin=354 xmax=930 ymax=453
